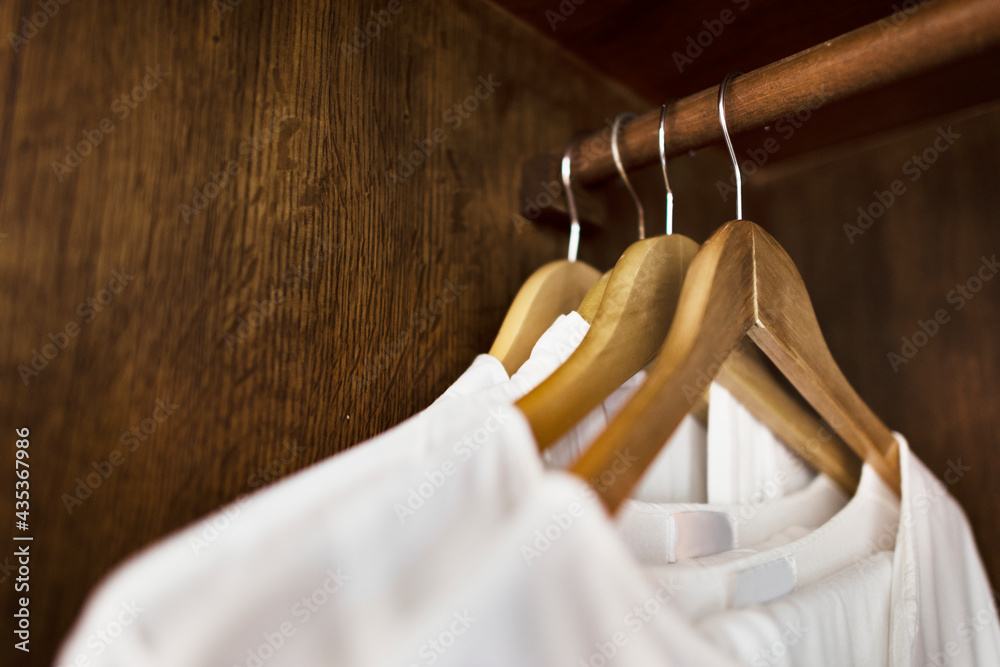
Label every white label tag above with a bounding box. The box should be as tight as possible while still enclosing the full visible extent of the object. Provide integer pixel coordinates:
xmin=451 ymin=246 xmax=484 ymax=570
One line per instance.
xmin=668 ymin=511 xmax=736 ymax=562
xmin=730 ymin=556 xmax=796 ymax=608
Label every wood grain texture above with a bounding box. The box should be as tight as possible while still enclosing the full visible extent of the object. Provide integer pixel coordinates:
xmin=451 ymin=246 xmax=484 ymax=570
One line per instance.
xmin=0 ymin=1 xmax=647 ymax=663
xmin=492 ymin=0 xmax=1000 ymax=164
xmin=565 ymin=0 xmax=1000 ymax=185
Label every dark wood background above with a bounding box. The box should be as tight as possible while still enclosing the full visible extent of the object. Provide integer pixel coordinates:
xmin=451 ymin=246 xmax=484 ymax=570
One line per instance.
xmin=0 ymin=0 xmax=997 ymax=665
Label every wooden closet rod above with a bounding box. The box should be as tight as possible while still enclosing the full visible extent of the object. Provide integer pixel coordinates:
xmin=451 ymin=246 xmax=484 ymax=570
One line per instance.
xmin=569 ymin=0 xmax=1000 ymax=186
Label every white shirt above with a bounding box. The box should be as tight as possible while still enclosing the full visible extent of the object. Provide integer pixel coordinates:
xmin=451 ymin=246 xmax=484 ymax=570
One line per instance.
xmin=616 ymin=472 xmax=847 ymax=565
xmin=645 ymin=459 xmax=901 ymax=621
xmin=659 ymin=435 xmax=1000 ymax=667
xmin=707 ymin=382 xmax=815 ymax=504
xmin=386 ymin=470 xmax=740 ymax=667
xmin=55 ymin=315 xmax=700 ymax=667
xmin=57 ymin=397 xmax=545 ymax=666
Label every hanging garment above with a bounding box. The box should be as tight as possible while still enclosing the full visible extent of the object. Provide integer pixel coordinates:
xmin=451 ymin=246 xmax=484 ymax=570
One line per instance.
xmin=697 ymin=551 xmax=895 ymax=666
xmin=56 ymin=396 xmax=544 ymax=666
xmin=695 ymin=434 xmax=1000 ymax=666
xmin=616 ymin=472 xmax=847 ymax=565
xmin=54 ymin=314 xmax=701 ymax=666
xmin=434 ymin=311 xmax=710 ymax=503
xmin=384 ymin=471 xmax=741 ymax=667
xmin=706 ymin=382 xmax=816 ymax=504
xmin=643 ymin=458 xmax=901 ymax=621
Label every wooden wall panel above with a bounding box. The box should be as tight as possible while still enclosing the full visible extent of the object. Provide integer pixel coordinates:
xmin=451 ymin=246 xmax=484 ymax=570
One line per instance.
xmin=0 ymin=1 xmax=645 ymax=663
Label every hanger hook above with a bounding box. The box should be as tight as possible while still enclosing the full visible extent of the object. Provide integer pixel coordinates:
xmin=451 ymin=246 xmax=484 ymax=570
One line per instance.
xmin=561 ymin=142 xmax=581 ymax=262
xmin=717 ymin=71 xmax=744 ymax=220
xmin=611 ymin=112 xmax=645 ymax=240
xmin=658 ymin=102 xmax=674 ymax=236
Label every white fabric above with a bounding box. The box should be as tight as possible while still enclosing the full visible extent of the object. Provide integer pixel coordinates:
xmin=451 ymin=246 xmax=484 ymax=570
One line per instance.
xmin=616 ymin=473 xmax=847 ymax=565
xmin=430 ymin=352 xmax=510 ymax=405
xmin=387 ymin=471 xmax=739 ymax=667
xmin=56 ymin=397 xmax=545 ymax=666
xmin=707 ymin=382 xmax=815 ymax=504
xmin=698 ymin=551 xmax=894 ymax=666
xmin=663 ymin=434 xmax=1000 ymax=667
xmin=56 ymin=311 xmax=708 ymax=667
xmin=58 ymin=305 xmax=1000 ymax=667
xmin=889 ymin=434 xmax=1000 ymax=666
xmin=646 ymin=461 xmax=901 ymax=621
xmin=444 ymin=312 xmax=709 ymax=504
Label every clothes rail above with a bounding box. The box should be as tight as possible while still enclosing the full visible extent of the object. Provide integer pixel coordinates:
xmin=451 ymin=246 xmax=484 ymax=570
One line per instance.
xmin=567 ymin=0 xmax=1000 ymax=187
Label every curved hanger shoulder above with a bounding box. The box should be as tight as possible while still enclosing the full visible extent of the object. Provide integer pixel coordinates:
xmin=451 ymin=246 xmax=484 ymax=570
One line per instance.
xmin=718 ymin=342 xmax=862 ymax=493
xmin=516 ymin=234 xmax=698 ymax=449
xmin=489 ymin=259 xmax=600 ymax=376
xmin=748 ymin=223 xmax=899 ymax=487
xmin=577 ymin=269 xmax=611 ymax=323
xmin=573 ymin=220 xmax=899 ymax=513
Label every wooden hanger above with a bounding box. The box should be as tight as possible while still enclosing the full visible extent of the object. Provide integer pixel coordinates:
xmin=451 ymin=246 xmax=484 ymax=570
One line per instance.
xmin=517 ymin=233 xmax=699 ymax=448
xmin=489 ymin=145 xmax=601 ymax=375
xmin=489 ymin=260 xmax=599 ymax=375
xmin=516 ymin=113 xmax=700 ymax=449
xmin=520 ymin=109 xmax=859 ymax=488
xmin=716 ymin=341 xmax=861 ymax=492
xmin=577 ymin=269 xmax=611 ymax=322
xmin=572 ymin=76 xmax=898 ymax=513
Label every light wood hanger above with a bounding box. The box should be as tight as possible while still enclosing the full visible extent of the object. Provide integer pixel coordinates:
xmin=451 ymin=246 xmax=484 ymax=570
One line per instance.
xmin=716 ymin=342 xmax=861 ymax=492
xmin=517 ymin=113 xmax=700 ymax=449
xmin=489 ymin=145 xmax=601 ymax=375
xmin=572 ymin=75 xmax=898 ymax=513
xmin=577 ymin=269 xmax=611 ymax=322
xmin=520 ymin=108 xmax=859 ymax=488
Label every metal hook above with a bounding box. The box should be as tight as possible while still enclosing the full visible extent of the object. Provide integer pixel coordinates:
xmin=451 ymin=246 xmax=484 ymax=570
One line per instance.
xmin=611 ymin=112 xmax=645 ymax=240
xmin=658 ymin=103 xmax=674 ymax=236
xmin=561 ymin=143 xmax=581 ymax=262
xmin=717 ymin=71 xmax=744 ymax=220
